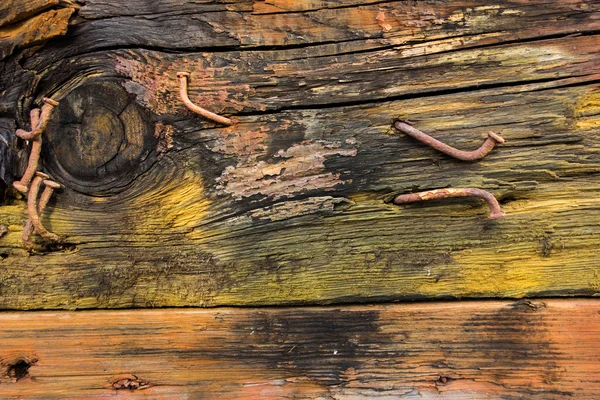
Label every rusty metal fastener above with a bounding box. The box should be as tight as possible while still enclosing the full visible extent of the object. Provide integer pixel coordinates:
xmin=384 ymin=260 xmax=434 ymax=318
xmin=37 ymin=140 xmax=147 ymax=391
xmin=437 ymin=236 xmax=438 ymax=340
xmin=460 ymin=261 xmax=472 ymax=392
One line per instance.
xmin=13 ymin=98 xmax=59 ymax=194
xmin=393 ymin=188 xmax=506 ymax=220
xmin=15 ymin=98 xmax=59 ymax=141
xmin=176 ymin=72 xmax=233 ymax=126
xmin=22 ymin=176 xmax=61 ymax=248
xmin=394 ymin=120 xmax=505 ymax=161
xmin=26 ymin=172 xmax=61 ymax=243
xmin=13 ymin=108 xmax=40 ymax=193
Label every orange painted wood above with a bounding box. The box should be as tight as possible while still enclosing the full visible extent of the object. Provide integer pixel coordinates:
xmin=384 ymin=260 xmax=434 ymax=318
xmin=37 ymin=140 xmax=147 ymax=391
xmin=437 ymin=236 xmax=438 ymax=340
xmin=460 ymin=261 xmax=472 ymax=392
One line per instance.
xmin=0 ymin=299 xmax=599 ymax=398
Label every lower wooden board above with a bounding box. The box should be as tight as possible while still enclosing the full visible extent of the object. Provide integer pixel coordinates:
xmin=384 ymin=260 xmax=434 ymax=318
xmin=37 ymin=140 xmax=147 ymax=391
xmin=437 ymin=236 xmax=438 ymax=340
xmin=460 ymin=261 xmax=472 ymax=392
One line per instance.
xmin=0 ymin=299 xmax=599 ymax=399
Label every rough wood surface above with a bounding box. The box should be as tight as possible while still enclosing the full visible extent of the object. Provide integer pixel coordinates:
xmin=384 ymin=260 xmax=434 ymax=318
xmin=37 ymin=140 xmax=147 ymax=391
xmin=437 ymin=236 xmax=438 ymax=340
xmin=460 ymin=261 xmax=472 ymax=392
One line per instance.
xmin=0 ymin=299 xmax=598 ymax=399
xmin=1 ymin=1 xmax=600 ymax=309
xmin=0 ymin=6 xmax=74 ymax=60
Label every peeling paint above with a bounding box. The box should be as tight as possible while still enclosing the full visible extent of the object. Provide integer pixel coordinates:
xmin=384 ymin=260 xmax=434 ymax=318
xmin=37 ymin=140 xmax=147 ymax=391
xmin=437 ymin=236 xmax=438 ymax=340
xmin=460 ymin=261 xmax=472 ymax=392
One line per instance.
xmin=249 ymin=196 xmax=349 ymax=222
xmin=213 ymin=126 xmax=269 ymax=157
xmin=376 ymin=11 xmax=393 ymax=33
xmin=216 ymin=140 xmax=357 ymax=201
xmin=113 ymin=52 xmax=256 ymax=116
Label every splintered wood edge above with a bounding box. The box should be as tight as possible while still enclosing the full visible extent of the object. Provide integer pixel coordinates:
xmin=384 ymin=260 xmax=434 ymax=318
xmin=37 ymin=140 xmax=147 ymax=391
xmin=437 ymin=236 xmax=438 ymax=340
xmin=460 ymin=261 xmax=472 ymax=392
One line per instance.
xmin=0 ymin=299 xmax=599 ymax=398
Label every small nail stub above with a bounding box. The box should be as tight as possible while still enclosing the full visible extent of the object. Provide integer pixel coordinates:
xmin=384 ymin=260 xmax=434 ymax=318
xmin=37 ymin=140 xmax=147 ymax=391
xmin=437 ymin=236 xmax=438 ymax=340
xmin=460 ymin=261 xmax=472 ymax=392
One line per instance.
xmin=177 ymin=72 xmax=233 ymax=126
xmin=393 ymin=188 xmax=506 ymax=220
xmin=394 ymin=120 xmax=504 ymax=161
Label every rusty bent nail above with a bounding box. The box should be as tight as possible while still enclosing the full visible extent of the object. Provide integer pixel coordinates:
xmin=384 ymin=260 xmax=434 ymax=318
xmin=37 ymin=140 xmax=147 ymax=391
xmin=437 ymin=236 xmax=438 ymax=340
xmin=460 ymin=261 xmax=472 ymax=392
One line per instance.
xmin=22 ymin=176 xmax=62 ymax=247
xmin=394 ymin=120 xmax=505 ymax=161
xmin=176 ymin=72 xmax=233 ymax=126
xmin=13 ymin=98 xmax=59 ymax=194
xmin=393 ymin=188 xmax=506 ymax=220
xmin=16 ymin=97 xmax=59 ymax=141
xmin=12 ymin=108 xmax=41 ymax=194
xmin=22 ymin=170 xmax=49 ymax=247
xmin=25 ymin=172 xmax=61 ymax=244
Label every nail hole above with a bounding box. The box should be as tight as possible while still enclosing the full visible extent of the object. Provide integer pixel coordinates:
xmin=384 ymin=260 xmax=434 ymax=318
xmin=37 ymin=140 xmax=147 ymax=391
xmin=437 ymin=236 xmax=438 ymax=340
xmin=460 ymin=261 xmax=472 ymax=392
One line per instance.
xmin=498 ymin=194 xmax=517 ymax=204
xmin=4 ymin=357 xmax=37 ymax=381
xmin=28 ymin=242 xmax=78 ymax=254
xmin=0 ymin=253 xmax=8 ymax=260
xmin=436 ymin=375 xmax=454 ymax=386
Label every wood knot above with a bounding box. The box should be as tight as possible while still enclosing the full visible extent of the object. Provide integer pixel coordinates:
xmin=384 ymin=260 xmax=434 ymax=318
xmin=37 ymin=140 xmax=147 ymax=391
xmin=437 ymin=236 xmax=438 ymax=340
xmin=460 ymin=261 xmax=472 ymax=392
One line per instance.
xmin=1 ymin=355 xmax=38 ymax=382
xmin=510 ymin=299 xmax=547 ymax=312
xmin=110 ymin=374 xmax=151 ymax=390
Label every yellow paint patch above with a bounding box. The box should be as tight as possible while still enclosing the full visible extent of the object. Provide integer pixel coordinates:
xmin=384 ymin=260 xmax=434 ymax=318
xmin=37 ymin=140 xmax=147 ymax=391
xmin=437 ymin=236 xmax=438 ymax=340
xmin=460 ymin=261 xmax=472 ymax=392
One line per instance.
xmin=446 ymin=246 xmax=600 ymax=297
xmin=574 ymin=91 xmax=600 ymax=130
xmin=130 ymin=170 xmax=211 ymax=236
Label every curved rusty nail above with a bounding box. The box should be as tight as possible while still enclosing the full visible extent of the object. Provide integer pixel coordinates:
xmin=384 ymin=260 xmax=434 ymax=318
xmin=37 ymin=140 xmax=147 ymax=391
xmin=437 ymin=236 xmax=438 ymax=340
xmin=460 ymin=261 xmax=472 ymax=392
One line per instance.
xmin=26 ymin=172 xmax=61 ymax=243
xmin=13 ymin=98 xmax=59 ymax=194
xmin=13 ymin=137 xmax=42 ymax=194
xmin=16 ymin=98 xmax=59 ymax=141
xmin=393 ymin=188 xmax=506 ymax=220
xmin=14 ymin=108 xmax=41 ymax=142
xmin=22 ymin=177 xmax=61 ymax=248
xmin=177 ymin=72 xmax=233 ymax=126
xmin=22 ymin=171 xmax=48 ymax=247
xmin=394 ymin=120 xmax=504 ymax=161
xmin=13 ymin=109 xmax=41 ymax=194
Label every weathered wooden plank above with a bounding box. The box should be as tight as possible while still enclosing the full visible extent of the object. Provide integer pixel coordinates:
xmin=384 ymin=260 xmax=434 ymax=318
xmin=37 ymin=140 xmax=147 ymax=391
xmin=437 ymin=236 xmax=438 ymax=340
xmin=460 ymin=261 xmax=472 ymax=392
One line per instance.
xmin=69 ymin=0 xmax=600 ymax=52
xmin=1 ymin=1 xmax=600 ymax=309
xmin=0 ymin=299 xmax=599 ymax=398
xmin=37 ymin=34 xmax=597 ymax=115
xmin=1 ymin=79 xmax=600 ymax=309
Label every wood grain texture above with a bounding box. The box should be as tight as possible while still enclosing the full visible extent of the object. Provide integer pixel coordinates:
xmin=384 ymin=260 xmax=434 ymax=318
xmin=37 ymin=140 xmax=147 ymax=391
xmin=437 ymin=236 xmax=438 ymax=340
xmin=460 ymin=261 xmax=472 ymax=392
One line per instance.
xmin=1 ymin=1 xmax=600 ymax=309
xmin=0 ymin=299 xmax=599 ymax=399
xmin=0 ymin=0 xmax=59 ymax=27
xmin=0 ymin=7 xmax=74 ymax=60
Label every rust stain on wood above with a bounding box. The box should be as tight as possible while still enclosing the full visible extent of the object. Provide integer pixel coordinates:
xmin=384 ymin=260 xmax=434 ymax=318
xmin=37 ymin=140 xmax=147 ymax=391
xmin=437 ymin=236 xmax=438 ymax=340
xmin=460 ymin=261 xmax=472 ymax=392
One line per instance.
xmin=113 ymin=53 xmax=257 ymax=116
xmin=0 ymin=0 xmax=59 ymax=27
xmin=0 ymin=8 xmax=74 ymax=59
